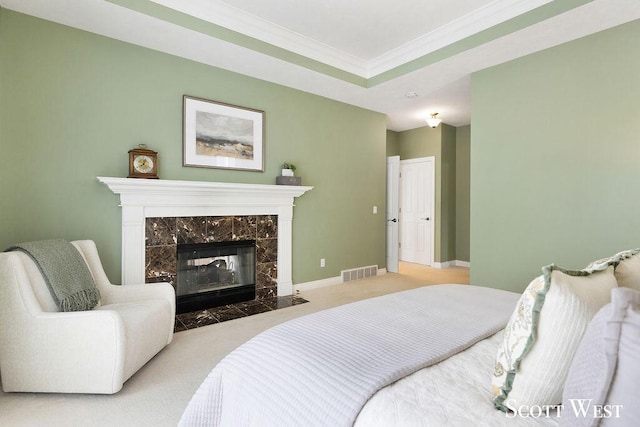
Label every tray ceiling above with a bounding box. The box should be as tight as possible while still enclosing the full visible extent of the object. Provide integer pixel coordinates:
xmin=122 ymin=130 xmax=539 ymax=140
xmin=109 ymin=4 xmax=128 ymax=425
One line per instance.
xmin=2 ymin=0 xmax=639 ymax=130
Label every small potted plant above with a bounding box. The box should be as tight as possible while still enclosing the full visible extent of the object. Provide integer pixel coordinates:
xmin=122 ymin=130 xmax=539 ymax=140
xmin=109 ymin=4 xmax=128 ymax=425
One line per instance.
xmin=277 ymin=162 xmax=302 ymax=185
xmin=281 ymin=163 xmax=296 ymax=177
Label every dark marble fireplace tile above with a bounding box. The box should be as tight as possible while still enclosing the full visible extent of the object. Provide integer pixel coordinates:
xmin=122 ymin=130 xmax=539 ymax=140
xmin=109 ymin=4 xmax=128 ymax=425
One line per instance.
xmin=256 ymin=286 xmax=277 ymax=300
xmin=261 ymin=297 xmax=283 ymax=310
xmin=257 ymin=215 xmax=278 ymax=239
xmin=146 ymin=245 xmax=177 ymax=278
xmin=256 ymin=262 xmax=277 ymax=288
xmin=263 ymin=295 xmax=308 ymax=309
xmin=235 ymin=300 xmax=272 ymax=316
xmin=206 ymin=216 xmax=233 ymax=242
xmin=211 ymin=305 xmax=247 ymax=322
xmin=177 ymin=217 xmax=207 ymax=244
xmin=292 ymin=296 xmax=307 ymax=305
xmin=232 ymin=216 xmax=257 ymax=241
xmin=174 ymin=296 xmax=308 ymax=332
xmin=256 ymin=238 xmax=278 ymax=263
xmin=148 ymin=214 xmax=286 ymax=333
xmin=174 ymin=319 xmax=188 ymax=333
xmin=146 ymin=217 xmax=177 ymax=246
xmin=176 ymin=310 xmax=218 ymax=329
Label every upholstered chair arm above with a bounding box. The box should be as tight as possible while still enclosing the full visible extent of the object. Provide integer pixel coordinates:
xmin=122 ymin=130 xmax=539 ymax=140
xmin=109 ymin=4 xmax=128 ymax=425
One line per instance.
xmin=99 ymin=281 xmax=175 ymax=305
xmin=70 ymin=240 xmax=175 ymax=341
xmin=98 ymin=282 xmax=176 ymax=344
xmin=1 ymin=310 xmax=126 ymax=394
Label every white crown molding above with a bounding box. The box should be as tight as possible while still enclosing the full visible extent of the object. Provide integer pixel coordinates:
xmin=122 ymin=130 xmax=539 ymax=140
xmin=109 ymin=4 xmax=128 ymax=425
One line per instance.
xmin=367 ymin=0 xmax=553 ymax=77
xmin=150 ymin=0 xmax=368 ymax=77
xmin=151 ymin=0 xmax=553 ymax=79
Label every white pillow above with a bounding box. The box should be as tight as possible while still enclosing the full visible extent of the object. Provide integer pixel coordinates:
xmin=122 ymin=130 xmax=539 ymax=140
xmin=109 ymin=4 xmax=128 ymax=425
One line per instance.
xmin=492 ymin=264 xmax=617 ymax=412
xmin=561 ymin=287 xmax=640 ymax=427
xmin=584 ymin=249 xmax=640 ymax=289
xmin=613 ymin=252 xmax=640 ymax=290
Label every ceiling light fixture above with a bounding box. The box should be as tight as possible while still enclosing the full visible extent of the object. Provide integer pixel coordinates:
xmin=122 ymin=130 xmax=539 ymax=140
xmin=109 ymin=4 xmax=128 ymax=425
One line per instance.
xmin=426 ymin=113 xmax=442 ymax=128
xmin=405 ymin=91 xmax=419 ymax=98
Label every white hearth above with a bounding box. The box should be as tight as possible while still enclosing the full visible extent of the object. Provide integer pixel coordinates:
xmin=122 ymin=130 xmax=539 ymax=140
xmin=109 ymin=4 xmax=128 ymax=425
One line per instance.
xmin=97 ymin=177 xmax=312 ymax=296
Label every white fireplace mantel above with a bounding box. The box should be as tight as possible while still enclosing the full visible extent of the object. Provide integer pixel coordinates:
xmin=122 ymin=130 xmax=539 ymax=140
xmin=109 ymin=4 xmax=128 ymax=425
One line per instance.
xmin=97 ymin=177 xmax=312 ymax=296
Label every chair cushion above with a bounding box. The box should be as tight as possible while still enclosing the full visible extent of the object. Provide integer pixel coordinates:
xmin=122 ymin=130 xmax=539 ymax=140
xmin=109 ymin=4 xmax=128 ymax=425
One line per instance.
xmin=97 ymin=298 xmax=173 ymax=381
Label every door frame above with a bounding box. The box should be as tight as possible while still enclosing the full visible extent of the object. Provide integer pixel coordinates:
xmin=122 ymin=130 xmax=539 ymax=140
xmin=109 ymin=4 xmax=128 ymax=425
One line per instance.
xmin=386 ymin=155 xmax=400 ymax=273
xmin=399 ymin=156 xmax=435 ymax=267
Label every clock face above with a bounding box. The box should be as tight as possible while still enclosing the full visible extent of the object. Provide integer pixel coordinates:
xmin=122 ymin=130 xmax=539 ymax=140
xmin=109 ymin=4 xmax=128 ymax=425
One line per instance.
xmin=133 ymin=155 xmax=154 ymax=173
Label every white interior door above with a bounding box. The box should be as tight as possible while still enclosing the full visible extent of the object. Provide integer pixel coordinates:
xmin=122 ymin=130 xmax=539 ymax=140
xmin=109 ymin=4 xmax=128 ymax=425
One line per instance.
xmin=399 ymin=157 xmax=434 ymax=266
xmin=386 ymin=156 xmax=400 ymax=273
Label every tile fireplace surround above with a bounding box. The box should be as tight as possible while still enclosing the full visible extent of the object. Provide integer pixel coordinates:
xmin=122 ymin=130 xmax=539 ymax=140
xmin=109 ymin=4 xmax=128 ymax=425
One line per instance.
xmin=97 ymin=177 xmax=312 ymax=297
xmin=145 ymin=214 xmax=279 ymax=299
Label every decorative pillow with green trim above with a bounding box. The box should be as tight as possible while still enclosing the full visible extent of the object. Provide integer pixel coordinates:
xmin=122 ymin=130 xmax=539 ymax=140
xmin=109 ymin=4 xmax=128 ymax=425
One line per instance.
xmin=491 ymin=264 xmax=617 ymax=413
xmin=584 ymin=248 xmax=640 ymax=275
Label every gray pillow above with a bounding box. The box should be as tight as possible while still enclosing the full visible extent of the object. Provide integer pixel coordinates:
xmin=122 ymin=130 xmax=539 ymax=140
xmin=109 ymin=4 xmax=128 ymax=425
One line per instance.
xmin=561 ymin=287 xmax=640 ymax=426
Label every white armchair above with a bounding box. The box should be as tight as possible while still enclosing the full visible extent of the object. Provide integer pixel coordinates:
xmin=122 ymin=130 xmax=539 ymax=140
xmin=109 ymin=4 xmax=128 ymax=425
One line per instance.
xmin=0 ymin=240 xmax=175 ymax=394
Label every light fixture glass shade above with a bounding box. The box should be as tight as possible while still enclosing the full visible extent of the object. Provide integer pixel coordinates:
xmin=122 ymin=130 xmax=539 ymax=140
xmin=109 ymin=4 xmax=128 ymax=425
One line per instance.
xmin=426 ymin=113 xmax=442 ymax=128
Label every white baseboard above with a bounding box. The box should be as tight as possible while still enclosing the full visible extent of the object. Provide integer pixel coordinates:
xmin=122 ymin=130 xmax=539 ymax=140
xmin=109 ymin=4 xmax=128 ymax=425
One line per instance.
xmin=293 ymin=268 xmax=388 ymax=293
xmin=433 ymin=261 xmax=452 ymax=269
xmin=433 ymin=260 xmax=470 ymax=269
xmin=293 ymin=275 xmax=342 ymax=292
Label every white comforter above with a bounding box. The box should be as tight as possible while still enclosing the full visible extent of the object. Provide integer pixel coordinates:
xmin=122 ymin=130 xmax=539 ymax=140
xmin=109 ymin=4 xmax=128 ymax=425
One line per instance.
xmin=180 ymin=284 xmax=520 ymax=427
xmin=356 ymin=331 xmax=559 ymax=427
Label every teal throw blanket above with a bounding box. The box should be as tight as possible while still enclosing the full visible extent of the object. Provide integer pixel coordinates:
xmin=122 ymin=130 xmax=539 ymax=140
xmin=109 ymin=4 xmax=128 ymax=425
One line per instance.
xmin=7 ymin=239 xmax=101 ymax=311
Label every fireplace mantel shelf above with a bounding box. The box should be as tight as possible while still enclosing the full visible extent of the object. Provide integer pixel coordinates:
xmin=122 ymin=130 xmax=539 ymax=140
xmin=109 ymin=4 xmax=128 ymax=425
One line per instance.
xmin=97 ymin=177 xmax=313 ymax=296
xmin=97 ymin=177 xmax=313 ymax=207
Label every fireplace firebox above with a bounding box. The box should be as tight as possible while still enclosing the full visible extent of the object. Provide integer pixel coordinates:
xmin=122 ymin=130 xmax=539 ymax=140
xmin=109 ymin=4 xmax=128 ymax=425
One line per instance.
xmin=176 ymin=240 xmax=256 ymax=314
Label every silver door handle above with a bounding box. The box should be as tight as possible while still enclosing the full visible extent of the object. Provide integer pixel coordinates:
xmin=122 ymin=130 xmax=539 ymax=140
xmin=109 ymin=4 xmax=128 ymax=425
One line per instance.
xmin=421 ymin=217 xmax=430 ymax=221
xmin=387 ymin=218 xmax=397 ymax=223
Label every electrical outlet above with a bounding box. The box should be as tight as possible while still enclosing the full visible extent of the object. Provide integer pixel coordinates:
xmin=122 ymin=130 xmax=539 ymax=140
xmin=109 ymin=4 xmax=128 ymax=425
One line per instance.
xmin=320 ymin=258 xmax=326 ymax=268
xmin=373 ymin=206 xmax=378 ymax=214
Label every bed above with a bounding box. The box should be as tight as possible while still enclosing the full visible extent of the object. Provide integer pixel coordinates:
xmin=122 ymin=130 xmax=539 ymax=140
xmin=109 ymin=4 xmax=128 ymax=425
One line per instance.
xmin=180 ymin=251 xmax=640 ymax=427
xmin=179 ymin=284 xmax=554 ymax=426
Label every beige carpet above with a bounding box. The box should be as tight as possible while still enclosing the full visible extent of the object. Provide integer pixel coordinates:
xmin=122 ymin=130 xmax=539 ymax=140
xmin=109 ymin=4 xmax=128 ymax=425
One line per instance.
xmin=0 ymin=263 xmax=468 ymax=427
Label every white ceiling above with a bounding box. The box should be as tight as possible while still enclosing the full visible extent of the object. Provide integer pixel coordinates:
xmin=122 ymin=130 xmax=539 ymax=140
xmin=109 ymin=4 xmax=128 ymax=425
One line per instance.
xmin=217 ymin=0 xmax=495 ymax=61
xmin=2 ymin=0 xmax=640 ymax=131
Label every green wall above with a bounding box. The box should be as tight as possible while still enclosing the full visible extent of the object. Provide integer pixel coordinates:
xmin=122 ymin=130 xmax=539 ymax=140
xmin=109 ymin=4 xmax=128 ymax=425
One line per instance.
xmin=440 ymin=124 xmax=457 ymax=262
xmin=455 ymin=125 xmax=470 ymax=262
xmin=386 ymin=130 xmax=400 ymax=157
xmin=0 ymin=10 xmax=387 ymax=284
xmin=471 ymin=20 xmax=640 ymax=292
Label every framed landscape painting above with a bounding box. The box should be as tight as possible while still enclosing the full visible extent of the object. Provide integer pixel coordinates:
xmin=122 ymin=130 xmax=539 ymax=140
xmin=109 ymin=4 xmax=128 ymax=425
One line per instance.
xmin=183 ymin=95 xmax=265 ymax=171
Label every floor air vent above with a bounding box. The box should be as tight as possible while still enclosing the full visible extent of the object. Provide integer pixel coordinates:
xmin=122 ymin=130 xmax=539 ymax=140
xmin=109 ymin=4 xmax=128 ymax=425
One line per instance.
xmin=341 ymin=265 xmax=378 ymax=282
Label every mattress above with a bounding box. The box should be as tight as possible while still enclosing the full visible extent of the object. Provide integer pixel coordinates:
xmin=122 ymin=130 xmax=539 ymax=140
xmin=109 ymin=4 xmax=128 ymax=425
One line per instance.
xmin=356 ymin=330 xmax=560 ymax=427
